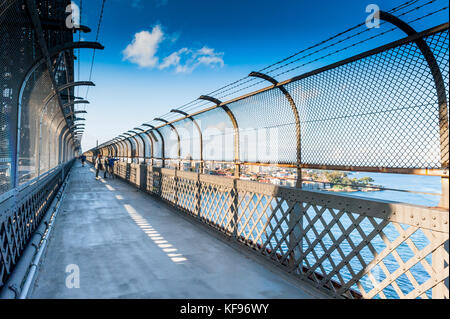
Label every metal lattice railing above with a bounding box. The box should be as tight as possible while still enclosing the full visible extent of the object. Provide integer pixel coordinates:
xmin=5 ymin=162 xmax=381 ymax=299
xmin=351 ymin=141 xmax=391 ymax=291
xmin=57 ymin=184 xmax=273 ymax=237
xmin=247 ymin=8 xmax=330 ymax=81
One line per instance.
xmin=105 ymin=161 xmax=449 ymax=299
xmin=181 ymin=166 xmax=448 ymax=299
xmin=86 ymin=6 xmax=449 ymax=299
xmin=0 ymin=161 xmax=73 ymax=288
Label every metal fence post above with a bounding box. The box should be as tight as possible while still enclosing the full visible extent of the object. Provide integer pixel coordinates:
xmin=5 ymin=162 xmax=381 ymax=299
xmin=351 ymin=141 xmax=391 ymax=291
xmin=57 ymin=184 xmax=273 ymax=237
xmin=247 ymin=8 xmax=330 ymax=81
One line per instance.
xmin=288 ymin=201 xmax=303 ymax=273
xmin=199 ymin=95 xmax=241 ymax=178
xmin=142 ymin=124 xmax=165 ymax=168
xmin=171 ymin=109 xmax=204 ymax=174
xmin=195 ymin=172 xmax=201 ymax=216
xmin=154 ymin=118 xmax=181 ymax=170
xmin=248 ymin=72 xmax=302 ymax=188
xmin=231 ymin=178 xmax=239 ymax=239
xmin=379 ymin=11 xmax=449 ymax=208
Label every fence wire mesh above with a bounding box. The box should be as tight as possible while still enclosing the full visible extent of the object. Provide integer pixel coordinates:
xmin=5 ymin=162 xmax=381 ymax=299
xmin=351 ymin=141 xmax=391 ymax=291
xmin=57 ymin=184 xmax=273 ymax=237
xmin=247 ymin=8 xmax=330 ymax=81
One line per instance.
xmin=1 ymin=0 xmax=78 ymax=290
xmin=99 ymin=24 xmax=449 ymax=176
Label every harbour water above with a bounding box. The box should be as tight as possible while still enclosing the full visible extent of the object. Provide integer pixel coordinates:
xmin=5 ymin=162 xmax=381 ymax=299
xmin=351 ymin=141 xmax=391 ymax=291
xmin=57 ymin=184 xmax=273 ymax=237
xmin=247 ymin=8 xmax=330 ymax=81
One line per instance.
xmin=338 ymin=172 xmax=442 ymax=207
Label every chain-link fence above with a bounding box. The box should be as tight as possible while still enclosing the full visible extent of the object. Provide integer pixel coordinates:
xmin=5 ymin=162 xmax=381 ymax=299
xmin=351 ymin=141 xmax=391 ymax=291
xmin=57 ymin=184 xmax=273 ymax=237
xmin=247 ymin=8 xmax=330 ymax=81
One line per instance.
xmin=1 ymin=0 xmax=81 ymax=290
xmin=92 ymin=21 xmax=449 ymax=182
xmin=1 ymin=0 xmax=79 ymax=196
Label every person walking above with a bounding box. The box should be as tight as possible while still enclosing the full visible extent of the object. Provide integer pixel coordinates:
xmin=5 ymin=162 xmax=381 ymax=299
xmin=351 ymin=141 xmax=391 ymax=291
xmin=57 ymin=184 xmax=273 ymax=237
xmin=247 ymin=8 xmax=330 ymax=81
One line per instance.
xmin=80 ymin=154 xmax=86 ymax=167
xmin=102 ymin=156 xmax=109 ymax=179
xmin=95 ymin=154 xmax=104 ymax=179
xmin=108 ymin=156 xmax=119 ymax=179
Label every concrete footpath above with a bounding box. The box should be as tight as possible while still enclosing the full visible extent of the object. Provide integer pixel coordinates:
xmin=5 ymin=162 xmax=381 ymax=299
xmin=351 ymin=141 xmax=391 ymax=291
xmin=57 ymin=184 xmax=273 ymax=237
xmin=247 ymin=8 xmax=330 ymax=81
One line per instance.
xmin=30 ymin=162 xmax=324 ymax=299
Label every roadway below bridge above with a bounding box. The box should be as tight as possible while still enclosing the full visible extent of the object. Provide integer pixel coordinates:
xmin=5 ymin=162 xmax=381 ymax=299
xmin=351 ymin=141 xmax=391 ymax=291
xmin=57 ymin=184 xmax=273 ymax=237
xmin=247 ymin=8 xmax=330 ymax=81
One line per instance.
xmin=30 ymin=162 xmax=326 ymax=299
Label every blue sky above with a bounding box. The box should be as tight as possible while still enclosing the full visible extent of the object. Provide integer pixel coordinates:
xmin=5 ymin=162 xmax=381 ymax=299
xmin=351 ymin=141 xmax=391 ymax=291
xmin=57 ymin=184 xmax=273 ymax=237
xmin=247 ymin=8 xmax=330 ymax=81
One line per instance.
xmin=74 ymin=0 xmax=449 ymax=151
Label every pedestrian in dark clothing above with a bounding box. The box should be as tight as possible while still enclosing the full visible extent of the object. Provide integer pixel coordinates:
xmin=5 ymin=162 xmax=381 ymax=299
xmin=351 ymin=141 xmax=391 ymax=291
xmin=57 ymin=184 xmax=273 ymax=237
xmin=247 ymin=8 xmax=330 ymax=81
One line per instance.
xmin=95 ymin=155 xmax=104 ymax=179
xmin=102 ymin=156 xmax=109 ymax=178
xmin=108 ymin=157 xmax=119 ymax=179
xmin=80 ymin=155 xmax=86 ymax=167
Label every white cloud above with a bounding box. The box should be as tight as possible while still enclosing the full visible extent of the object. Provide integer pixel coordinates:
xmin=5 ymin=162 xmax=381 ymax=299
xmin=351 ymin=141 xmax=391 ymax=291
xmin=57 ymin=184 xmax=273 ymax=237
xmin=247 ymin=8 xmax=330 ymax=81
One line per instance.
xmin=159 ymin=48 xmax=188 ymax=70
xmin=123 ymin=26 xmax=224 ymax=73
xmin=122 ymin=25 xmax=164 ymax=68
xmin=172 ymin=47 xmax=224 ymax=73
xmin=195 ymin=47 xmax=224 ymax=67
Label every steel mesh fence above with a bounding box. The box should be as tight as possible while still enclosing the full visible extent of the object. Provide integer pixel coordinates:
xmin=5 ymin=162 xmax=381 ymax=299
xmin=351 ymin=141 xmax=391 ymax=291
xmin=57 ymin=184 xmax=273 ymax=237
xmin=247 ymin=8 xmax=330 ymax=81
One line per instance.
xmin=0 ymin=0 xmax=39 ymax=192
xmin=1 ymin=0 xmax=78 ymax=291
xmin=284 ymin=29 xmax=449 ymax=170
xmin=172 ymin=117 xmax=201 ymax=161
xmin=99 ymin=24 xmax=448 ymax=177
xmin=193 ymin=107 xmax=235 ymax=162
xmin=158 ymin=125 xmax=179 ymax=160
xmin=227 ymin=88 xmax=297 ymax=164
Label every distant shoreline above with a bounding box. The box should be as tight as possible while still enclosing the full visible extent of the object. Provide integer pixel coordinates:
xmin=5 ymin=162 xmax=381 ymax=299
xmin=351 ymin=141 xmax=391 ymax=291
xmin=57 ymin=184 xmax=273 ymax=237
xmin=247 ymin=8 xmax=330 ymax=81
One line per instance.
xmin=326 ymin=186 xmax=382 ymax=193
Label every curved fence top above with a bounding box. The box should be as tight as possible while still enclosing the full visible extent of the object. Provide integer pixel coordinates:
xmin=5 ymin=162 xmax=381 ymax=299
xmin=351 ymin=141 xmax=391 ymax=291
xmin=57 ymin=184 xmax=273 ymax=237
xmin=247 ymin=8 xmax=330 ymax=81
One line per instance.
xmin=89 ymin=19 xmax=449 ymax=179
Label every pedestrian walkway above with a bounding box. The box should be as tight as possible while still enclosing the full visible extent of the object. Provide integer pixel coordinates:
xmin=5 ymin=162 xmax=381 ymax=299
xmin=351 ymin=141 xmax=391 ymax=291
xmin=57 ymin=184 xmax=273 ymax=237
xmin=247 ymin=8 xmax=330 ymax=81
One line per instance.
xmin=30 ymin=162 xmax=325 ymax=298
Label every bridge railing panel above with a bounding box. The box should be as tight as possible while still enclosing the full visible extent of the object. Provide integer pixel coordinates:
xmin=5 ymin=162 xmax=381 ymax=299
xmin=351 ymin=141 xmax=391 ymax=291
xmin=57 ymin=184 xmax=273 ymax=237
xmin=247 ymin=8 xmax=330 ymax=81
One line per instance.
xmin=87 ymin=13 xmax=450 ymax=299
xmin=0 ymin=160 xmax=74 ymax=289
xmin=117 ymin=166 xmax=447 ymax=299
